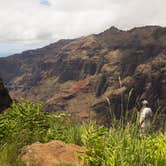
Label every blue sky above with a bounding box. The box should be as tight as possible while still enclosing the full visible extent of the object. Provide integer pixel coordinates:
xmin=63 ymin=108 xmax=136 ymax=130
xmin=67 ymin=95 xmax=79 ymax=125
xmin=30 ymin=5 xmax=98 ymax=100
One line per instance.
xmin=0 ymin=0 xmax=165 ymax=57
xmin=40 ymin=0 xmax=50 ymax=6
xmin=0 ymin=42 xmax=45 ymax=57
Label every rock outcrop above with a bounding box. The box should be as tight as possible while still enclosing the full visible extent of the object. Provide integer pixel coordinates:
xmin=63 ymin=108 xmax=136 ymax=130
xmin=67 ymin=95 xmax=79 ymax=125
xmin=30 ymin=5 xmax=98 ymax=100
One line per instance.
xmin=21 ymin=140 xmax=86 ymax=166
xmin=0 ymin=26 xmax=165 ymax=124
xmin=0 ymin=78 xmax=12 ymax=112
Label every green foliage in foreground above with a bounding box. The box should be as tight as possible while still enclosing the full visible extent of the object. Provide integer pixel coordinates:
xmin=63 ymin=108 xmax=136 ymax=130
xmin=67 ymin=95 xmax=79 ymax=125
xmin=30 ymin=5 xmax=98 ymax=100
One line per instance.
xmin=0 ymin=100 xmax=165 ymax=166
xmin=0 ymin=100 xmax=81 ymax=166
xmin=81 ymin=122 xmax=166 ymax=166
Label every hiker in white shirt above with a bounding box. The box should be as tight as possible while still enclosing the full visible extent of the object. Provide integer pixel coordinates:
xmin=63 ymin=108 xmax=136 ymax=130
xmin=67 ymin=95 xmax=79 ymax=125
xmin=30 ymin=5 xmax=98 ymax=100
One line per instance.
xmin=139 ymin=100 xmax=153 ymax=133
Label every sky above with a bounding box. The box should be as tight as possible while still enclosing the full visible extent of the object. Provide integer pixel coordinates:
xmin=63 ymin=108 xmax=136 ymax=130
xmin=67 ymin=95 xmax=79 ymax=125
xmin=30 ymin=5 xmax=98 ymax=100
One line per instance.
xmin=0 ymin=0 xmax=165 ymax=57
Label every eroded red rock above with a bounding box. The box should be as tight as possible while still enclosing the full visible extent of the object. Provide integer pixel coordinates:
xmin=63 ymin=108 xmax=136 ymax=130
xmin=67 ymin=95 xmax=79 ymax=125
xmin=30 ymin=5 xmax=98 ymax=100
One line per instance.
xmin=21 ymin=140 xmax=86 ymax=166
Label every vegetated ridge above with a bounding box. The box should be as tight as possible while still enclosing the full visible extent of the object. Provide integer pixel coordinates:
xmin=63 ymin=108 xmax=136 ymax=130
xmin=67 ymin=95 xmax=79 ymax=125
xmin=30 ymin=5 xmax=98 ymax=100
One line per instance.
xmin=0 ymin=25 xmax=165 ymax=124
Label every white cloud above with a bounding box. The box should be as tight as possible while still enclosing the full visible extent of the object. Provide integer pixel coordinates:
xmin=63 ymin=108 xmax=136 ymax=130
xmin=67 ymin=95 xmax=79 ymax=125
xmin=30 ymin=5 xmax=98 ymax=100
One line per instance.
xmin=0 ymin=0 xmax=165 ymax=46
xmin=112 ymin=0 xmax=166 ymax=29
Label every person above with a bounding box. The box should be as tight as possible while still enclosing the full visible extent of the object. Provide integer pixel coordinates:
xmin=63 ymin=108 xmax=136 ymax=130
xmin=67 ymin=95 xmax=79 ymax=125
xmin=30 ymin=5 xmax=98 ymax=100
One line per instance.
xmin=139 ymin=100 xmax=153 ymax=134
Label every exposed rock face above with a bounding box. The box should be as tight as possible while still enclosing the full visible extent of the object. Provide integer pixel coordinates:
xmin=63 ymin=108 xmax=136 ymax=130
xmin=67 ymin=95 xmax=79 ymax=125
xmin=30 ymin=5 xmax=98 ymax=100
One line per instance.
xmin=21 ymin=140 xmax=86 ymax=166
xmin=0 ymin=78 xmax=12 ymax=112
xmin=0 ymin=26 xmax=165 ymax=124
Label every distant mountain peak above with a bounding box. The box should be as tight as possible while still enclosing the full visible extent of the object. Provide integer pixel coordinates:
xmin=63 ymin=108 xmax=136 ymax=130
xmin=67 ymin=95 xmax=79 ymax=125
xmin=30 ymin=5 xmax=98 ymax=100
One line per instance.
xmin=109 ymin=26 xmax=120 ymax=32
xmin=100 ymin=26 xmax=123 ymax=36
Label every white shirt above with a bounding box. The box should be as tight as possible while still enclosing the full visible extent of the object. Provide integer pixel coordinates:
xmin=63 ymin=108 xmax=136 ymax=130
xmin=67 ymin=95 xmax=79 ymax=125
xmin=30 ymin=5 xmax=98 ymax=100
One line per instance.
xmin=140 ymin=107 xmax=152 ymax=129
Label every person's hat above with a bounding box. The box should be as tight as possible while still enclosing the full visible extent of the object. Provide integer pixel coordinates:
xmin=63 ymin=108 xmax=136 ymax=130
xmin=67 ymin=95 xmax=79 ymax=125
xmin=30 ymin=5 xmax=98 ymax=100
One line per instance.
xmin=142 ymin=100 xmax=148 ymax=105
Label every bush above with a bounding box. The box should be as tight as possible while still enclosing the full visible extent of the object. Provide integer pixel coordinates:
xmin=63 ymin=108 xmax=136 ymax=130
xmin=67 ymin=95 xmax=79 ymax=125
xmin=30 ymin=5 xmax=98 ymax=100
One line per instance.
xmin=81 ymin=121 xmax=166 ymax=166
xmin=0 ymin=100 xmax=82 ymax=165
xmin=0 ymin=100 xmax=165 ymax=166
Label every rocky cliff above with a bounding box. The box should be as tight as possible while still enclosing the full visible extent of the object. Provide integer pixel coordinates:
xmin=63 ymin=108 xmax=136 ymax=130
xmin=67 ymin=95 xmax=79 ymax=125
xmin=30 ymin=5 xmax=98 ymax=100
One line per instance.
xmin=0 ymin=26 xmax=165 ymax=124
xmin=0 ymin=78 xmax=12 ymax=112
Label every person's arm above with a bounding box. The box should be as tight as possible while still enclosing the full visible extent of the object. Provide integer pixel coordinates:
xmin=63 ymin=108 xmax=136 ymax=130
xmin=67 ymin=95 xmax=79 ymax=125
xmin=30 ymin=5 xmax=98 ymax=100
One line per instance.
xmin=140 ymin=110 xmax=146 ymax=126
xmin=140 ymin=118 xmax=145 ymax=126
xmin=149 ymin=109 xmax=153 ymax=121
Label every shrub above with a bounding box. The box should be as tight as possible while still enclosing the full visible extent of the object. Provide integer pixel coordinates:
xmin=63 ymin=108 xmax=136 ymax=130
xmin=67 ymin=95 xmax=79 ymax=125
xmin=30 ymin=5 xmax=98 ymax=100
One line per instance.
xmin=0 ymin=100 xmax=82 ymax=165
xmin=81 ymin=121 xmax=166 ymax=166
xmin=0 ymin=100 xmax=165 ymax=166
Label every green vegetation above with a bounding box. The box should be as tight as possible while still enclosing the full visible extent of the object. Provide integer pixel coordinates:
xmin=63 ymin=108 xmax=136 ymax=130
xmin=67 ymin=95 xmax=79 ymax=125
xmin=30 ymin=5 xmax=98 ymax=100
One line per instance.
xmin=0 ymin=100 xmax=81 ymax=166
xmin=0 ymin=100 xmax=165 ymax=166
xmin=58 ymin=80 xmax=74 ymax=90
xmin=152 ymin=28 xmax=166 ymax=40
xmin=82 ymin=122 xmax=166 ymax=166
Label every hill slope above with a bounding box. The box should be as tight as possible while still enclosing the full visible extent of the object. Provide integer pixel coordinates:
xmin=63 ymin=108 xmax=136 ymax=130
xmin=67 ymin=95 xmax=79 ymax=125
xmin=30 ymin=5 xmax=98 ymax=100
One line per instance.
xmin=0 ymin=26 xmax=166 ymax=124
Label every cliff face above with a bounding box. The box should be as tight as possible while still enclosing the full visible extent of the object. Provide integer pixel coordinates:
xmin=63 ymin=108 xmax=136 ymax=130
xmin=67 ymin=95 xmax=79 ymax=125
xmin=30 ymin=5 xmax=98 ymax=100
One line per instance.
xmin=0 ymin=26 xmax=165 ymax=124
xmin=0 ymin=78 xmax=12 ymax=112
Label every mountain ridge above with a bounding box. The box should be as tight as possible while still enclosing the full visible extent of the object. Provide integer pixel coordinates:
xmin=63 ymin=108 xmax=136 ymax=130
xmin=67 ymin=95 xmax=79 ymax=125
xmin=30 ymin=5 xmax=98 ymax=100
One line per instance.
xmin=0 ymin=25 xmax=165 ymax=124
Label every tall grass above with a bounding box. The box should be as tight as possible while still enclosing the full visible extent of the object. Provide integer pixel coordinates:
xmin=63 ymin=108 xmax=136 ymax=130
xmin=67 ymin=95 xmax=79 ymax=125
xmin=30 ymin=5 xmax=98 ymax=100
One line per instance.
xmin=81 ymin=121 xmax=166 ymax=166
xmin=0 ymin=100 xmax=82 ymax=165
xmin=0 ymin=100 xmax=165 ymax=166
